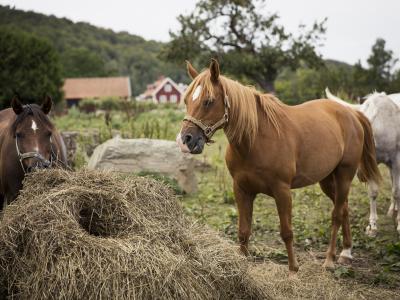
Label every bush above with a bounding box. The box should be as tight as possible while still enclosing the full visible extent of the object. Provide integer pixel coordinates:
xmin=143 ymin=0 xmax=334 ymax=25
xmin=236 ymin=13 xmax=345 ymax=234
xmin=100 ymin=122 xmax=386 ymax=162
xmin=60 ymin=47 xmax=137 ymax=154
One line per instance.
xmin=79 ymin=98 xmax=98 ymax=113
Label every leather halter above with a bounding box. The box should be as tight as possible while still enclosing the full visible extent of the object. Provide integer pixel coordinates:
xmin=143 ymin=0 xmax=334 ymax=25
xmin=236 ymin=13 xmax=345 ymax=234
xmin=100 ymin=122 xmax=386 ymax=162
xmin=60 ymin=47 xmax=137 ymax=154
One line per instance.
xmin=183 ymin=94 xmax=230 ymax=142
xmin=15 ymin=135 xmax=59 ymax=174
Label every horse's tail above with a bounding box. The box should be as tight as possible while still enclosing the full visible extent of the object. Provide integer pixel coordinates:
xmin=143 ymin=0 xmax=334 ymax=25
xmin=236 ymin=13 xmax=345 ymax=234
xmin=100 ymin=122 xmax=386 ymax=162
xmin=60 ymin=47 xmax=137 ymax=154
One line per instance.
xmin=356 ymin=111 xmax=382 ymax=184
xmin=325 ymin=87 xmax=362 ymax=110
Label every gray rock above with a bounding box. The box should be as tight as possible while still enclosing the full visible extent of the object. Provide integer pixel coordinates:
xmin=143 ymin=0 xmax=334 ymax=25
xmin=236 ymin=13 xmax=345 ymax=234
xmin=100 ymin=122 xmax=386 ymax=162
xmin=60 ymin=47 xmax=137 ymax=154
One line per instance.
xmin=88 ymin=137 xmax=203 ymax=194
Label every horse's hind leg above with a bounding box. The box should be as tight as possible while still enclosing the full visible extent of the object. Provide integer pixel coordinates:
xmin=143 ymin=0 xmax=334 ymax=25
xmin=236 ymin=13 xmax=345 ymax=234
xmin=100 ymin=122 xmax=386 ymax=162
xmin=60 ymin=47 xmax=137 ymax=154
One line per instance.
xmin=366 ymin=180 xmax=379 ymax=237
xmin=322 ymin=167 xmax=353 ymax=269
xmin=390 ymin=158 xmax=400 ymax=235
xmin=320 ymin=173 xmax=352 ymax=265
xmin=387 ymin=166 xmax=396 ymax=217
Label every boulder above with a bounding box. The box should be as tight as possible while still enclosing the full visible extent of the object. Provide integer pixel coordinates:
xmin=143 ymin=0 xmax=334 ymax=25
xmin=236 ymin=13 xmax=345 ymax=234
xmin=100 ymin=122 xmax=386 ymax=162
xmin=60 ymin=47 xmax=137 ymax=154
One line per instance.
xmin=88 ymin=137 xmax=203 ymax=193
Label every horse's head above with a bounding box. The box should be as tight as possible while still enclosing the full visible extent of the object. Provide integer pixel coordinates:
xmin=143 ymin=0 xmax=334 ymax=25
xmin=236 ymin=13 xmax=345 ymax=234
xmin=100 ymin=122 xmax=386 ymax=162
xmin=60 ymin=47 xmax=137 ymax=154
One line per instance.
xmin=177 ymin=59 xmax=229 ymax=154
xmin=11 ymin=96 xmax=56 ymax=173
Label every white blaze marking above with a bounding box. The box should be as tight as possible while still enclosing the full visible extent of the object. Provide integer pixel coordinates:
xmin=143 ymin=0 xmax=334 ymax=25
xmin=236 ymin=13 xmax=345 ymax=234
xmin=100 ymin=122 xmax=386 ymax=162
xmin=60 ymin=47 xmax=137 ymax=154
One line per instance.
xmin=192 ymin=85 xmax=202 ymax=101
xmin=31 ymin=120 xmax=39 ymax=133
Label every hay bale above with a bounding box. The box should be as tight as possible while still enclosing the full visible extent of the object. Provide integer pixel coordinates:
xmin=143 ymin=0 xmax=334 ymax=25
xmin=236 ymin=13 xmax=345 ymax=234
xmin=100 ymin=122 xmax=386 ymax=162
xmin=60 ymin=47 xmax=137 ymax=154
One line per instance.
xmin=0 ymin=169 xmax=266 ymax=299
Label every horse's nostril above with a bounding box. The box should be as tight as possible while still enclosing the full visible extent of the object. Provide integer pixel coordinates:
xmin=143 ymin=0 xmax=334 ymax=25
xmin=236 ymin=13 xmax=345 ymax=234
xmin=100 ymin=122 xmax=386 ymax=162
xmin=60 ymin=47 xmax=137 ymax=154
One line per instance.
xmin=184 ymin=133 xmax=193 ymax=144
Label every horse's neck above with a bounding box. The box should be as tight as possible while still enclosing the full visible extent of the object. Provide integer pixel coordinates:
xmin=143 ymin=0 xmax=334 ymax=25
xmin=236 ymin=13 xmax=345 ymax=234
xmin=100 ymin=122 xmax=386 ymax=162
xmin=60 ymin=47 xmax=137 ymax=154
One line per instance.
xmin=223 ymin=98 xmax=265 ymax=156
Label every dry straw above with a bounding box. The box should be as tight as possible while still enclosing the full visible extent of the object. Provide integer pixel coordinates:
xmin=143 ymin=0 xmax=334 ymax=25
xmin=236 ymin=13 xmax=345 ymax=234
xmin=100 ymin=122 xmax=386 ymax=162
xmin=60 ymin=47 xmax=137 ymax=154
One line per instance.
xmin=0 ymin=169 xmax=265 ymax=299
xmin=0 ymin=169 xmax=396 ymax=299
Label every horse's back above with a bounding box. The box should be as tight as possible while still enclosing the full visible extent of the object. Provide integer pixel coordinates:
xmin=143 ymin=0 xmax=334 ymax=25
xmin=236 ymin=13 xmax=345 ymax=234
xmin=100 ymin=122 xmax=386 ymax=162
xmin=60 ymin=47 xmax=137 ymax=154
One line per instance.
xmin=0 ymin=108 xmax=16 ymax=151
xmin=287 ymin=99 xmax=362 ymax=135
xmin=0 ymin=108 xmax=15 ymax=133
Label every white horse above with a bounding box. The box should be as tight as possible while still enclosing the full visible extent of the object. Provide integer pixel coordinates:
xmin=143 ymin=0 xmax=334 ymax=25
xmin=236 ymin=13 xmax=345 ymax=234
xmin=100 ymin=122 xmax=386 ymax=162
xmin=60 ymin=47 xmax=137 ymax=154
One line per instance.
xmin=326 ymin=88 xmax=400 ymax=236
xmin=389 ymin=93 xmax=400 ymax=108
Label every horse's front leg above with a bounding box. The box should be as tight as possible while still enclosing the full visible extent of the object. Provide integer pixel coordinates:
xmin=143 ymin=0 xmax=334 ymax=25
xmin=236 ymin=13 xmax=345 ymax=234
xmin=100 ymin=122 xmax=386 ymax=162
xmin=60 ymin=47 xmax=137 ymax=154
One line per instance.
xmin=233 ymin=182 xmax=255 ymax=256
xmin=273 ymin=186 xmax=299 ymax=273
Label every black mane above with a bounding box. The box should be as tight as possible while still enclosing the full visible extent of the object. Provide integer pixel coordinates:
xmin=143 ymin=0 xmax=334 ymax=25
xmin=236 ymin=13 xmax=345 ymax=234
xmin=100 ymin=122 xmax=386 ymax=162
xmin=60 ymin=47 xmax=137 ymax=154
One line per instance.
xmin=11 ymin=104 xmax=54 ymax=135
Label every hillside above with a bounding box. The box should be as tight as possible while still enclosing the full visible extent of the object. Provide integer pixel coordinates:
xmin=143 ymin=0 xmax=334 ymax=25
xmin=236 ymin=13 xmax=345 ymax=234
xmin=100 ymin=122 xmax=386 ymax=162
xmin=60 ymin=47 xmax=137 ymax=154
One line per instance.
xmin=0 ymin=5 xmax=186 ymax=95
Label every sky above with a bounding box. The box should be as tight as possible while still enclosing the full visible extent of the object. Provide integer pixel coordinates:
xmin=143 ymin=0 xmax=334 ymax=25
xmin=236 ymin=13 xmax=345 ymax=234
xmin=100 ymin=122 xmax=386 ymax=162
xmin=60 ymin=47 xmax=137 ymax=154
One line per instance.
xmin=1 ymin=0 xmax=399 ymax=67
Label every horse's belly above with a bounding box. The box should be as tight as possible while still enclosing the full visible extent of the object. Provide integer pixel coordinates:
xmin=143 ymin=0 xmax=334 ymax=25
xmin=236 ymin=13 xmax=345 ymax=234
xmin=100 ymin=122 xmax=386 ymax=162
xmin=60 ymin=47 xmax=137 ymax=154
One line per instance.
xmin=291 ymin=142 xmax=343 ymax=188
xmin=291 ymin=168 xmax=333 ymax=188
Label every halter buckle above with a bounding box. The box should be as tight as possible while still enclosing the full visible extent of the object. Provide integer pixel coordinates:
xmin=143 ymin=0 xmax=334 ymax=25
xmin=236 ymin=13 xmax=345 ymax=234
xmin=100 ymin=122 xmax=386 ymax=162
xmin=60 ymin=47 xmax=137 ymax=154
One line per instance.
xmin=204 ymin=127 xmax=213 ymax=137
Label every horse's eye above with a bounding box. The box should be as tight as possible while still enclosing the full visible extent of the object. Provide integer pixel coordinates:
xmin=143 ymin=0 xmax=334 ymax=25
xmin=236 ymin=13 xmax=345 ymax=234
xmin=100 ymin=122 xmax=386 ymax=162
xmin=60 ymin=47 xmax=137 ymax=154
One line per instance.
xmin=15 ymin=132 xmax=23 ymax=139
xmin=203 ymin=99 xmax=213 ymax=108
xmin=47 ymin=131 xmax=52 ymax=137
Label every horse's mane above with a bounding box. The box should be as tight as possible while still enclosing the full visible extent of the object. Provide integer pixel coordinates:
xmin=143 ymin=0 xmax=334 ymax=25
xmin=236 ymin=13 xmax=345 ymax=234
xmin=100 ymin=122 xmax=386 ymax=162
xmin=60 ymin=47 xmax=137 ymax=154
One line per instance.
xmin=185 ymin=70 xmax=285 ymax=145
xmin=11 ymin=104 xmax=54 ymax=135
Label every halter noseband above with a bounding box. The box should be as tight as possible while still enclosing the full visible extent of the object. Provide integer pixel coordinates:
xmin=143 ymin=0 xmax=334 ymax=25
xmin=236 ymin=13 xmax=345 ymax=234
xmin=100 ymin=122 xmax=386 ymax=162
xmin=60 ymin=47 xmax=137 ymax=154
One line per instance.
xmin=15 ymin=135 xmax=59 ymax=174
xmin=183 ymin=94 xmax=230 ymax=142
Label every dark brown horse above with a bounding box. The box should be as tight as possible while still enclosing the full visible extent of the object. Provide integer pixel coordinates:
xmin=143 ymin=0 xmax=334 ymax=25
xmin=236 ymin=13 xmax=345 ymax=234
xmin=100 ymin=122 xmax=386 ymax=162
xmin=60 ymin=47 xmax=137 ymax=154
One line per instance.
xmin=177 ymin=59 xmax=381 ymax=273
xmin=0 ymin=96 xmax=67 ymax=210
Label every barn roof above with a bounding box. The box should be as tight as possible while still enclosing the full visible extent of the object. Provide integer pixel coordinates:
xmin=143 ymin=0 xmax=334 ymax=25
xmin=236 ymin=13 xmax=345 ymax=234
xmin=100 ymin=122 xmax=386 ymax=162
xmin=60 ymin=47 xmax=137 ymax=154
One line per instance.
xmin=63 ymin=77 xmax=131 ymax=100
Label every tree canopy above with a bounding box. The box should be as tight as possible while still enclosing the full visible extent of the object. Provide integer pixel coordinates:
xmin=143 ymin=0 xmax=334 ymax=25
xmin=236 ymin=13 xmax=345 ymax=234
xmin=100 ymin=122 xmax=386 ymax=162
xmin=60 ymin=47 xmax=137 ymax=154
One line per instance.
xmin=353 ymin=38 xmax=399 ymax=94
xmin=0 ymin=28 xmax=63 ymax=108
xmin=0 ymin=5 xmax=185 ymax=95
xmin=276 ymin=39 xmax=400 ymax=103
xmin=163 ymin=0 xmax=326 ymax=92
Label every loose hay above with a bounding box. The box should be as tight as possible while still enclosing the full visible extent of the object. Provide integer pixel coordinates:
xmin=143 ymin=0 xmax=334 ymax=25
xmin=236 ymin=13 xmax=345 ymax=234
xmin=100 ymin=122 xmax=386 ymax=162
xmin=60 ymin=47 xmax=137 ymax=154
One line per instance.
xmin=0 ymin=170 xmax=397 ymax=299
xmin=249 ymin=256 xmax=398 ymax=300
xmin=0 ymin=169 xmax=265 ymax=299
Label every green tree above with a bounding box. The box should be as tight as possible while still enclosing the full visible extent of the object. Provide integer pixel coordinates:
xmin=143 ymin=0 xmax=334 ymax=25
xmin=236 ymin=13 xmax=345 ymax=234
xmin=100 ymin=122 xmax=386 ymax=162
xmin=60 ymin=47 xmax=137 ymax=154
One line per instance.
xmin=0 ymin=28 xmax=63 ymax=108
xmin=389 ymin=69 xmax=400 ymax=92
xmin=0 ymin=5 xmax=185 ymax=95
xmin=163 ymin=0 xmax=326 ymax=92
xmin=367 ymin=38 xmax=398 ymax=90
xmin=350 ymin=38 xmax=398 ymax=95
xmin=61 ymin=48 xmax=109 ymax=77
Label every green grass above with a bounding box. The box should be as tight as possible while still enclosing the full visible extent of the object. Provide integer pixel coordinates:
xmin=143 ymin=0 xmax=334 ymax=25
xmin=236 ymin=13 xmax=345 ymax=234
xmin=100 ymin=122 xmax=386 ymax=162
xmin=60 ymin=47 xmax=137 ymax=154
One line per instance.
xmin=54 ymin=105 xmax=184 ymax=142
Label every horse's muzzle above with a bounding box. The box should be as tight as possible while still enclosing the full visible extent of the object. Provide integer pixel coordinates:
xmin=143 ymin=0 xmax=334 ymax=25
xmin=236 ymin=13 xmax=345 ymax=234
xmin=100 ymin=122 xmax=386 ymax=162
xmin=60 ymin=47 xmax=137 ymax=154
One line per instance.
xmin=181 ymin=132 xmax=205 ymax=154
xmin=26 ymin=160 xmax=51 ymax=173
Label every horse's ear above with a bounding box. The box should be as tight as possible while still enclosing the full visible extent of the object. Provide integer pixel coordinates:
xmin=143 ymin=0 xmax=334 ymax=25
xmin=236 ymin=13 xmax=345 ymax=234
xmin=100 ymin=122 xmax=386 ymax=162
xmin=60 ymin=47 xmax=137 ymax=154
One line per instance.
xmin=41 ymin=95 xmax=53 ymax=114
xmin=11 ymin=96 xmax=24 ymax=115
xmin=186 ymin=60 xmax=199 ymax=79
xmin=209 ymin=58 xmax=220 ymax=83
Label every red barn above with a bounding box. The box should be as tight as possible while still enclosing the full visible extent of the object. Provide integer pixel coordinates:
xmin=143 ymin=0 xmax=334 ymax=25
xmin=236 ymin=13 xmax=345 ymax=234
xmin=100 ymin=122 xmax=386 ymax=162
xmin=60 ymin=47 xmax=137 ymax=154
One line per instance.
xmin=138 ymin=76 xmax=184 ymax=104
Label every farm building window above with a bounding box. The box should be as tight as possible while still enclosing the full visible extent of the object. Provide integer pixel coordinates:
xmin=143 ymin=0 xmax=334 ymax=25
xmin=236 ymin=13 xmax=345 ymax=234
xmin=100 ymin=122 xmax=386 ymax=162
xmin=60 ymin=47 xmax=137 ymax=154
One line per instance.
xmin=170 ymin=95 xmax=178 ymax=103
xmin=164 ymin=83 xmax=172 ymax=92
xmin=159 ymin=95 xmax=167 ymax=103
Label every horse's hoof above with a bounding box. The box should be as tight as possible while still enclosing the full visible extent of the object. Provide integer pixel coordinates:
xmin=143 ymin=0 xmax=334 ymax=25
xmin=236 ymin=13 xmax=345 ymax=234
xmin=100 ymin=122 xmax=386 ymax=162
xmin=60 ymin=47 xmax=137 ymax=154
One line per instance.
xmin=338 ymin=255 xmax=352 ymax=265
xmin=288 ymin=270 xmax=298 ymax=279
xmin=322 ymin=260 xmax=335 ymax=270
xmin=239 ymin=245 xmax=250 ymax=257
xmin=365 ymin=225 xmax=377 ymax=237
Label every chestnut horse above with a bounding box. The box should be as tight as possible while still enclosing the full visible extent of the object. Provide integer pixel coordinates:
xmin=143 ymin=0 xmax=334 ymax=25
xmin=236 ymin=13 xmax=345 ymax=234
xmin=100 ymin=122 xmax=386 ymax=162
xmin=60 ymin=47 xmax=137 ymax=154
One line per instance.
xmin=177 ymin=59 xmax=381 ymax=272
xmin=0 ymin=96 xmax=67 ymax=210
